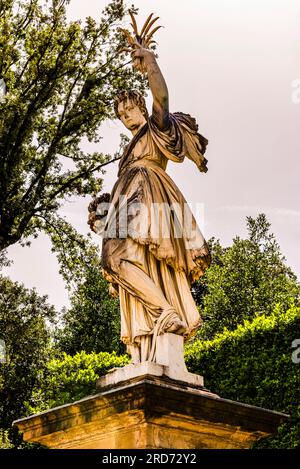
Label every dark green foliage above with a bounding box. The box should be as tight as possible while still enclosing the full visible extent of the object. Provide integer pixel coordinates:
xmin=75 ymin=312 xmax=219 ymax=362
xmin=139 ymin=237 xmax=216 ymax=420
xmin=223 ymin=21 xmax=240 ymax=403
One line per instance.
xmin=2 ymin=426 xmax=47 ymax=449
xmin=0 ymin=0 xmax=146 ymax=251
xmin=192 ymin=214 xmax=300 ymax=339
xmin=46 ymin=214 xmax=101 ymax=291
xmin=0 ymin=275 xmax=55 ymax=428
xmin=56 ymin=264 xmax=124 ymax=355
xmin=11 ymin=350 xmax=129 ymax=447
xmin=27 ymin=350 xmax=129 ymax=414
xmin=185 ymin=304 xmax=300 ymax=448
xmin=47 ymin=214 xmax=123 ymax=355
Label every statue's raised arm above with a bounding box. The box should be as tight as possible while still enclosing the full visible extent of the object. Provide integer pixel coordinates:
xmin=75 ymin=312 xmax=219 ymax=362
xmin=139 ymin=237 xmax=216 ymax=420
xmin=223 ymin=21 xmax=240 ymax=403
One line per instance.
xmin=131 ymin=45 xmax=169 ymax=130
xmin=118 ymin=12 xmax=208 ymax=172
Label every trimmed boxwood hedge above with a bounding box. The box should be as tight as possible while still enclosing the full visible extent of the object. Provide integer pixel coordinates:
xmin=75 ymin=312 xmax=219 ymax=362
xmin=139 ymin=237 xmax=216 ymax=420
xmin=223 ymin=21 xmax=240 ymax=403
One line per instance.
xmin=26 ymin=351 xmax=130 ymax=415
xmin=185 ymin=303 xmax=300 ymax=448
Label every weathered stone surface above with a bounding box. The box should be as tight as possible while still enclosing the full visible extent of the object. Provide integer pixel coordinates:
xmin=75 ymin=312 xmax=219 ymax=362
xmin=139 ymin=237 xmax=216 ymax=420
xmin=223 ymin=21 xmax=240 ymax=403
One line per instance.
xmin=156 ymin=333 xmax=189 ymax=375
xmin=97 ymin=360 xmax=204 ymax=390
xmin=14 ymin=373 xmax=288 ymax=449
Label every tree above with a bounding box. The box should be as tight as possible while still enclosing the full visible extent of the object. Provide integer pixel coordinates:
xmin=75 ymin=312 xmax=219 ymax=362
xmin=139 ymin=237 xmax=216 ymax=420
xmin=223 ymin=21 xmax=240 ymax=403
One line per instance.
xmin=56 ymin=264 xmax=123 ymax=355
xmin=0 ymin=0 xmax=145 ymax=251
xmin=0 ymin=249 xmax=10 ymax=269
xmin=42 ymin=212 xmax=123 ymax=355
xmin=192 ymin=214 xmax=300 ymax=339
xmin=0 ymin=275 xmax=55 ymax=428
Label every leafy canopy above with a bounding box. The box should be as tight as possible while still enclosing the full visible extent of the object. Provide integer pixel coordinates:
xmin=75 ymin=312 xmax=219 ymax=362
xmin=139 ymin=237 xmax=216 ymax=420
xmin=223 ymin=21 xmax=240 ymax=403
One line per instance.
xmin=192 ymin=214 xmax=300 ymax=339
xmin=0 ymin=275 xmax=55 ymax=428
xmin=55 ymin=262 xmax=123 ymax=355
xmin=0 ymin=0 xmax=145 ymax=251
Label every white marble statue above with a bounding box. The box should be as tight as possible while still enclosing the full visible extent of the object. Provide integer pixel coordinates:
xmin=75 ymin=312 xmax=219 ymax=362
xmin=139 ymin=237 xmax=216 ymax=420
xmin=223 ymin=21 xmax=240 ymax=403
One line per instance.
xmin=89 ymin=28 xmax=211 ymax=364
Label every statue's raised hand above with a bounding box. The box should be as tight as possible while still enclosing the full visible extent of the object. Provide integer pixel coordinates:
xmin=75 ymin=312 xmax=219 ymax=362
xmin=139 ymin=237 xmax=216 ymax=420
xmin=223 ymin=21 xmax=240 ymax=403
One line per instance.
xmin=131 ymin=43 xmax=156 ymax=74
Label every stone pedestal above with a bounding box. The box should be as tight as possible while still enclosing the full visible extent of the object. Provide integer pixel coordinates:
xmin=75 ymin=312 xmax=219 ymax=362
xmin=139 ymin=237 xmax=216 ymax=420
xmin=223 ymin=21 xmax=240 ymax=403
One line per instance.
xmin=14 ymin=362 xmax=288 ymax=449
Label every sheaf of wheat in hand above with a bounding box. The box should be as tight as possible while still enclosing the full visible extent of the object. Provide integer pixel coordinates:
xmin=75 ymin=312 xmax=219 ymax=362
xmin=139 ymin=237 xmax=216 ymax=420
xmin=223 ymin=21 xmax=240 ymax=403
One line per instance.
xmin=119 ymin=11 xmax=162 ymax=73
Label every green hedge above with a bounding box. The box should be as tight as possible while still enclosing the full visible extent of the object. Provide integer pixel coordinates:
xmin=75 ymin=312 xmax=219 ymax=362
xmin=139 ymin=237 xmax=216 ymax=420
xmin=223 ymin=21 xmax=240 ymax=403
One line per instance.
xmin=185 ymin=304 xmax=300 ymax=448
xmin=26 ymin=351 xmax=130 ymax=415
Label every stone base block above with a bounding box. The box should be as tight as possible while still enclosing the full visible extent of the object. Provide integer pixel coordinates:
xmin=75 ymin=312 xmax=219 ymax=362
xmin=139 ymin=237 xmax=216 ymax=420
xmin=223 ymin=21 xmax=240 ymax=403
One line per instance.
xmin=97 ymin=362 xmax=205 ymax=390
xmin=14 ymin=372 xmax=288 ymax=449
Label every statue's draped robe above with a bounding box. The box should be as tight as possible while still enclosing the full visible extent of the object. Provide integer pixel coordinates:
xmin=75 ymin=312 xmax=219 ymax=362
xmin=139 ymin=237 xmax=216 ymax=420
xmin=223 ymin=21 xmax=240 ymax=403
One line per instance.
xmin=101 ymin=112 xmax=211 ymax=361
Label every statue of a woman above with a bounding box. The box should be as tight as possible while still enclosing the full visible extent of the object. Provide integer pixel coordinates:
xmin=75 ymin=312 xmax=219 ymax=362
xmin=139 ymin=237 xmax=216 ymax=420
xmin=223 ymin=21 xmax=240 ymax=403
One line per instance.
xmin=90 ymin=44 xmax=211 ymax=363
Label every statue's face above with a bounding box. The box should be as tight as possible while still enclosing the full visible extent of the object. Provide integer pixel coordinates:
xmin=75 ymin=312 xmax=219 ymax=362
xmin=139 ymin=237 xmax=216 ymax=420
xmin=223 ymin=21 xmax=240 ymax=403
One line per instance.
xmin=118 ymin=99 xmax=146 ymax=131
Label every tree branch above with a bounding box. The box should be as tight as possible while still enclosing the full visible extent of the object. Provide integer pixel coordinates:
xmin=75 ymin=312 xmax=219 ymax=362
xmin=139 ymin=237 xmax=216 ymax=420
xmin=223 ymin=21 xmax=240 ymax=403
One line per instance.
xmin=45 ymin=155 xmax=121 ymax=202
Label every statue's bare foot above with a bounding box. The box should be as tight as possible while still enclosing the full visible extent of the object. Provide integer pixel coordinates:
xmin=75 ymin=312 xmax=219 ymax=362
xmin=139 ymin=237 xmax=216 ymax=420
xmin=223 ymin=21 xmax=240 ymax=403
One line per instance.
xmin=165 ymin=319 xmax=187 ymax=335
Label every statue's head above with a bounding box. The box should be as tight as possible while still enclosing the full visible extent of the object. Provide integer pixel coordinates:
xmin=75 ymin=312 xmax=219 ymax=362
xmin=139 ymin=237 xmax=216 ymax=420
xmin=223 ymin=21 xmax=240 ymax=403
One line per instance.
xmin=114 ymin=90 xmax=148 ymax=132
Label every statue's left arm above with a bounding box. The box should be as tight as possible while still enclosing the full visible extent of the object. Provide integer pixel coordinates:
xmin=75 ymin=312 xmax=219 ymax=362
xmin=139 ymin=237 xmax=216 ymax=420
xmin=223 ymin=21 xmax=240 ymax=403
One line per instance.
xmin=132 ymin=47 xmax=169 ymax=130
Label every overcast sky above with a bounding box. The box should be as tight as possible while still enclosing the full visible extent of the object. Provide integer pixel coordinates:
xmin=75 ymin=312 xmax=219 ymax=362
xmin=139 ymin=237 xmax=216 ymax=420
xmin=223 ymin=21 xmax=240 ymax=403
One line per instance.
xmin=3 ymin=0 xmax=300 ymax=310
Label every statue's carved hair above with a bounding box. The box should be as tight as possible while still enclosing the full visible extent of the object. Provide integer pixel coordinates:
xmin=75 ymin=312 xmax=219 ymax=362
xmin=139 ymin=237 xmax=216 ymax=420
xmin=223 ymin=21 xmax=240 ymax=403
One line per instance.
xmin=114 ymin=90 xmax=148 ymax=119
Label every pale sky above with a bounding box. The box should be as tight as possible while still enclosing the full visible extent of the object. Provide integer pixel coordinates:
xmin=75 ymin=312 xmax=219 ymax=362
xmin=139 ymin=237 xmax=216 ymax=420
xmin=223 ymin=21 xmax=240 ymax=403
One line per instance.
xmin=3 ymin=0 xmax=300 ymax=310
